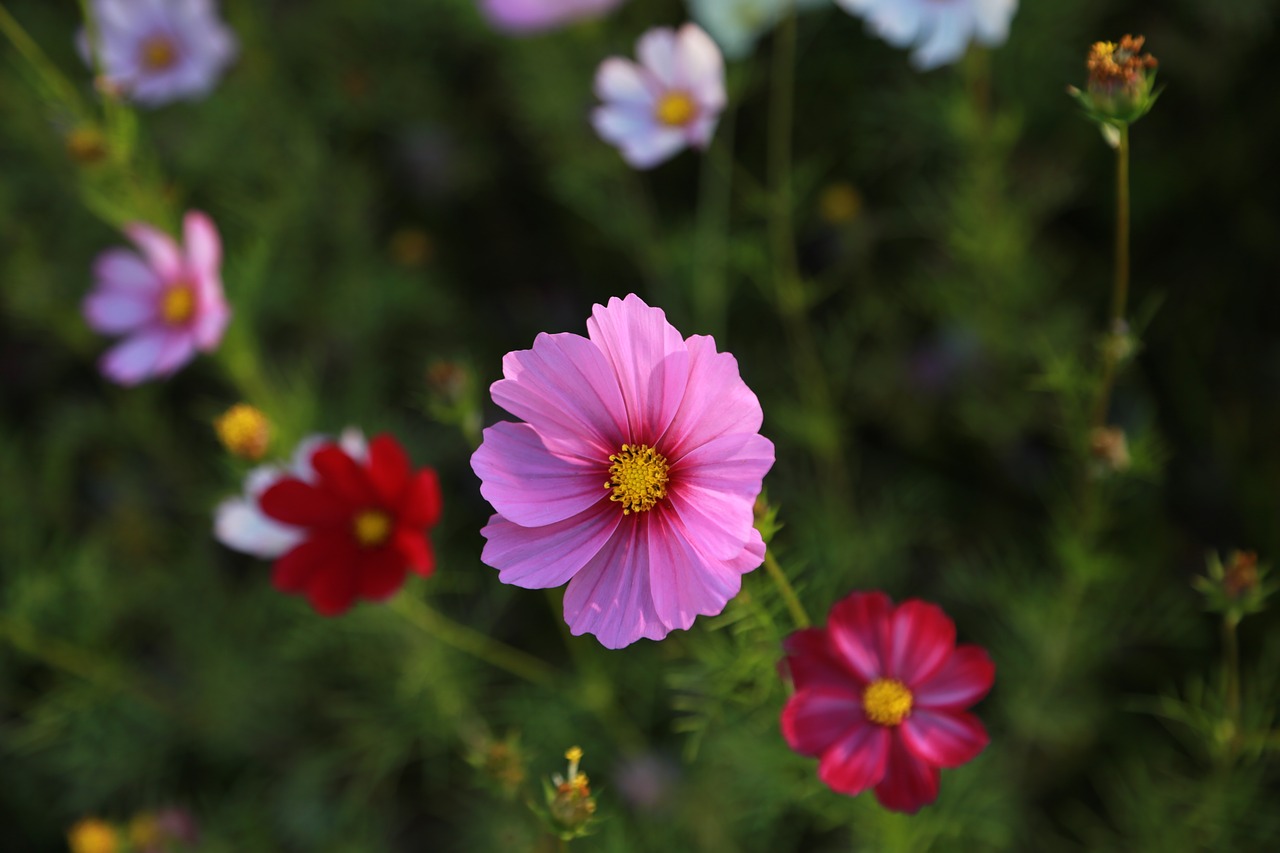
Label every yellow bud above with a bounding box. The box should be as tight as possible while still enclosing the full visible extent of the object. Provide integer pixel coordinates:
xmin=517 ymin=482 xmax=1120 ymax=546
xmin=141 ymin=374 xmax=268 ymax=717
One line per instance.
xmin=68 ymin=818 xmax=119 ymax=853
xmin=214 ymin=404 xmax=272 ymax=461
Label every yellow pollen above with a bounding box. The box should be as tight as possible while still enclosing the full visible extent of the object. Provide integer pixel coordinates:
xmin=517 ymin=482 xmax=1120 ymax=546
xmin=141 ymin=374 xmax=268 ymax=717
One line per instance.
xmin=160 ymin=285 xmax=195 ymax=325
xmin=863 ymin=678 xmax=913 ymax=727
xmin=140 ymin=36 xmax=178 ymax=71
xmin=605 ymin=443 xmax=670 ymax=514
xmin=654 ymin=91 xmax=697 ymax=127
xmin=353 ymin=509 xmax=392 ymax=547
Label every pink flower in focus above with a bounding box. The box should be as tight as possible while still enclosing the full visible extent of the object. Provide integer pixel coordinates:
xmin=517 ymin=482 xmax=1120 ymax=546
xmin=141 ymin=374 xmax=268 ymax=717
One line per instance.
xmin=83 ymin=212 xmax=229 ymax=385
xmin=781 ymin=591 xmax=996 ymax=813
xmin=472 ymin=294 xmax=774 ymax=649
xmin=480 ymin=0 xmax=626 ymax=34
xmin=591 ymin=24 xmax=726 ymax=169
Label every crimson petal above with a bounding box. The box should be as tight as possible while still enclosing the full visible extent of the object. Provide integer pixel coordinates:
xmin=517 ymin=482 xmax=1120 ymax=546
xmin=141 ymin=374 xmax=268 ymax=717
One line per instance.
xmin=783 ymin=628 xmax=863 ymax=692
xmin=398 ymin=469 xmax=442 ymax=529
xmin=913 ymin=645 xmax=996 ymax=710
xmin=817 ymin=722 xmax=890 ymax=797
xmin=260 ymin=479 xmax=350 ymax=527
xmin=311 ymin=445 xmax=379 ymax=509
xmin=888 ymin=599 xmax=956 ymax=686
xmin=873 ymin=735 xmax=941 ymax=814
xmin=900 ymin=709 xmax=989 ymax=769
xmin=827 ymin=591 xmax=892 ymax=683
xmin=392 ymin=528 xmax=435 ymax=576
xmin=368 ymin=433 xmax=412 ymax=506
xmin=358 ymin=547 xmax=409 ymax=600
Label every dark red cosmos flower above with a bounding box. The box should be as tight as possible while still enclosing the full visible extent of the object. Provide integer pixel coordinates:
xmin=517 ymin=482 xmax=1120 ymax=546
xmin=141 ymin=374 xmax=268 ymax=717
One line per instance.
xmin=780 ymin=591 xmax=995 ymax=813
xmin=258 ymin=434 xmax=442 ymax=615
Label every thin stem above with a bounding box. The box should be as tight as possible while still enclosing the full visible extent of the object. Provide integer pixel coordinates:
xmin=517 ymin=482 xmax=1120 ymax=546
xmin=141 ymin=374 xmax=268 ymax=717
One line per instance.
xmin=1092 ymin=124 xmax=1130 ymax=428
xmin=1223 ymin=613 xmax=1240 ymax=730
xmin=392 ymin=594 xmax=558 ymax=687
xmin=763 ymin=550 xmax=810 ymax=629
xmin=0 ymin=3 xmax=84 ymax=110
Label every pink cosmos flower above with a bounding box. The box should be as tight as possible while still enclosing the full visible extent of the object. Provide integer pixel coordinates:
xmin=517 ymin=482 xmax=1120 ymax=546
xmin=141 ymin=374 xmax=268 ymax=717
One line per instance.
xmin=835 ymin=0 xmax=1018 ymax=70
xmin=591 ymin=24 xmax=726 ymax=170
xmin=781 ymin=591 xmax=996 ymax=813
xmin=471 ymin=294 xmax=774 ymax=649
xmin=82 ymin=212 xmax=229 ymax=385
xmin=78 ymin=0 xmax=238 ymax=106
xmin=480 ymin=0 xmax=627 ymax=34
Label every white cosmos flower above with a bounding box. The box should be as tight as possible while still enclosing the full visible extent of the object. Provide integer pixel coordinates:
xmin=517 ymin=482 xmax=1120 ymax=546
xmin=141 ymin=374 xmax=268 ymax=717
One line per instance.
xmin=835 ymin=0 xmax=1018 ymax=70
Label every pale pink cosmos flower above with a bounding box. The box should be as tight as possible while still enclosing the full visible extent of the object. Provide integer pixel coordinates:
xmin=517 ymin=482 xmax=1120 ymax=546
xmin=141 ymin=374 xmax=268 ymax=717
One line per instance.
xmin=480 ymin=0 xmax=626 ymax=34
xmin=591 ymin=24 xmax=726 ymax=170
xmin=835 ymin=0 xmax=1018 ymax=70
xmin=472 ymin=294 xmax=774 ymax=649
xmin=78 ymin=0 xmax=238 ymax=107
xmin=82 ymin=211 xmax=229 ymax=385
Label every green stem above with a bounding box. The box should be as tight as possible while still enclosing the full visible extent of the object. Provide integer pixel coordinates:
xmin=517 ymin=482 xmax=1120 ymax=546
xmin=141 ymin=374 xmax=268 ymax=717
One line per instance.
xmin=391 ymin=594 xmax=558 ymax=687
xmin=1092 ymin=124 xmax=1130 ymax=428
xmin=0 ymin=2 xmax=84 ymax=111
xmin=763 ymin=549 xmax=810 ymax=629
xmin=1223 ymin=613 xmax=1240 ymax=733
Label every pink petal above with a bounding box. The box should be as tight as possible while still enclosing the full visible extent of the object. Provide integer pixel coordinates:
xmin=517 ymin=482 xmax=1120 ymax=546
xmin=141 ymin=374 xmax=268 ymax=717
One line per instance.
xmin=636 ymin=27 xmax=679 ymax=86
xmin=914 ymin=645 xmax=996 ymax=710
xmin=92 ymin=248 xmax=162 ymax=295
xmin=99 ymin=329 xmax=168 ymax=385
xmin=491 ymin=331 xmax=628 ymax=457
xmin=480 ymin=502 xmax=621 ymax=589
xmin=592 ymin=104 xmax=657 ymax=146
xmin=663 ymin=482 xmax=755 ymax=562
xmin=783 ymin=628 xmax=860 ymax=692
xmin=562 ymin=518 xmax=667 ymax=648
xmin=585 ymin=294 xmax=688 ymax=440
xmin=817 ymin=721 xmax=891 ymax=797
xmin=827 ymin=591 xmax=892 ymax=683
xmin=594 ymin=57 xmax=656 ymax=106
xmin=472 ymin=421 xmax=610 ymax=528
xmin=887 ymin=599 xmax=956 ymax=686
xmin=724 ymin=526 xmax=765 ymax=574
xmin=83 ymin=291 xmax=156 ymax=334
xmin=900 ymin=709 xmax=989 ymax=769
xmin=616 ymin=126 xmax=689 ymax=170
xmin=183 ymin=211 xmax=221 ymax=275
xmin=672 ymin=24 xmax=725 ymax=110
xmin=150 ymin=330 xmax=197 ymax=377
xmin=124 ymin=222 xmax=183 ymax=281
xmin=192 ymin=295 xmax=230 ymax=351
xmin=873 ymin=735 xmax=940 ymax=814
xmin=658 ymin=336 xmax=765 ymax=459
xmin=781 ymin=686 xmax=864 ymax=757
xmin=645 ymin=510 xmax=742 ymax=631
xmin=673 ymin=431 xmax=774 ymax=492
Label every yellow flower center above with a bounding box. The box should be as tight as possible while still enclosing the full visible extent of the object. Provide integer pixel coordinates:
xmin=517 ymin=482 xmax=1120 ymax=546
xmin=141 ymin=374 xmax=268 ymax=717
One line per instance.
xmin=863 ymin=678 xmax=913 ymax=727
xmin=654 ymin=91 xmax=697 ymax=127
xmin=160 ymin=285 xmax=195 ymax=325
xmin=140 ymin=36 xmax=179 ymax=71
xmin=604 ymin=444 xmax=669 ymax=515
xmin=67 ymin=819 xmax=119 ymax=853
xmin=353 ymin=510 xmax=392 ymax=547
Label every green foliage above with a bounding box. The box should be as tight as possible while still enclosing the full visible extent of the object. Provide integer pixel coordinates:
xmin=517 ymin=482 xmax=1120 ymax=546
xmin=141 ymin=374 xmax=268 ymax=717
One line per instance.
xmin=2 ymin=0 xmax=1279 ymax=850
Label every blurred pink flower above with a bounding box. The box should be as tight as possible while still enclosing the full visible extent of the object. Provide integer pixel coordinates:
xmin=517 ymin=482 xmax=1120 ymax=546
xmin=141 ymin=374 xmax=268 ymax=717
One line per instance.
xmin=591 ymin=24 xmax=726 ymax=169
xmin=480 ymin=0 xmax=626 ymax=34
xmin=83 ymin=212 xmax=230 ymax=385
xmin=835 ymin=0 xmax=1018 ymax=70
xmin=472 ymin=294 xmax=774 ymax=648
xmin=78 ymin=0 xmax=238 ymax=106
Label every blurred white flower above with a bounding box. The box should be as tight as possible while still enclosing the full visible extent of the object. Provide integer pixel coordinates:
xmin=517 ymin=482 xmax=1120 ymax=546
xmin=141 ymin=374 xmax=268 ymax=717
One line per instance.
xmin=689 ymin=0 xmax=831 ymax=61
xmin=835 ymin=0 xmax=1018 ymax=70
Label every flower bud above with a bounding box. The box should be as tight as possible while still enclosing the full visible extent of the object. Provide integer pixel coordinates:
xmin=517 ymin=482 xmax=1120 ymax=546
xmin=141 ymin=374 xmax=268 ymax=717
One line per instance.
xmin=68 ymin=818 xmax=119 ymax=853
xmin=1089 ymin=426 xmax=1130 ymax=475
xmin=536 ymin=746 xmax=599 ymax=841
xmin=214 ymin=403 xmax=272 ymax=461
xmin=1068 ymin=35 xmax=1160 ymax=128
xmin=66 ymin=126 xmax=109 ymax=166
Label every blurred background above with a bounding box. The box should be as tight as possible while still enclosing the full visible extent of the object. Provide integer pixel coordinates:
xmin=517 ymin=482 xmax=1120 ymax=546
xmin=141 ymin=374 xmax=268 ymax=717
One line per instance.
xmin=2 ymin=0 xmax=1279 ymax=849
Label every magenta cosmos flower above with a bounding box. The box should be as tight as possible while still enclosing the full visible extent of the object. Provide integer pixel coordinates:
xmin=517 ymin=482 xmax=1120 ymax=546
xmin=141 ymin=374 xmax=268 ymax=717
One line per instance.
xmin=781 ymin=591 xmax=995 ymax=813
xmin=480 ymin=0 xmax=627 ymax=34
xmin=591 ymin=24 xmax=726 ymax=170
xmin=78 ymin=0 xmax=238 ymax=106
xmin=82 ymin=211 xmax=229 ymax=385
xmin=471 ymin=294 xmax=774 ymax=649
